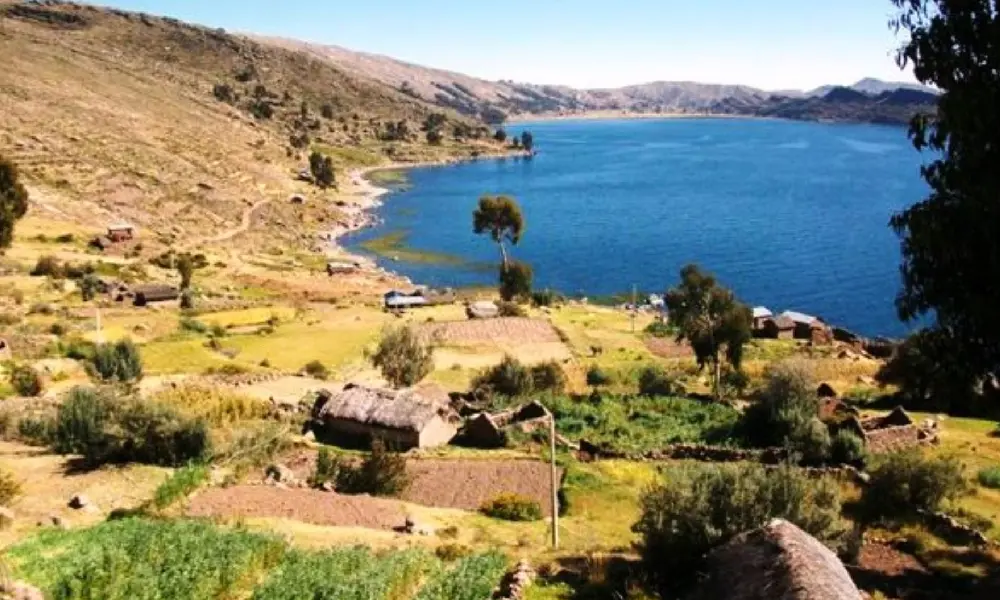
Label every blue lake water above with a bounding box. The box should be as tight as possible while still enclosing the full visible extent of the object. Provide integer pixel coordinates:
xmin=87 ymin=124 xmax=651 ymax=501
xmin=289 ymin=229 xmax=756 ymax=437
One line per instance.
xmin=346 ymin=118 xmax=929 ymax=337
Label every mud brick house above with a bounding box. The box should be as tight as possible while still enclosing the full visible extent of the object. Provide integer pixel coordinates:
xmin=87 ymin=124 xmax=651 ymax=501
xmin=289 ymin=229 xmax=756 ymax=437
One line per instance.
xmin=131 ymin=284 xmax=179 ymax=306
xmin=311 ymin=384 xmax=458 ymax=450
xmin=758 ymin=315 xmax=796 ymax=339
xmin=106 ymin=222 xmax=135 ymax=242
xmin=752 ymin=307 xmax=773 ymax=330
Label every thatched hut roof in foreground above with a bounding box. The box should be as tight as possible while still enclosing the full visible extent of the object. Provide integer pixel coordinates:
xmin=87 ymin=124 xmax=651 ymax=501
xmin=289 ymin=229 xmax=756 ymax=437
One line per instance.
xmin=313 ymin=384 xmax=457 ymax=433
xmin=689 ymin=519 xmax=861 ymax=600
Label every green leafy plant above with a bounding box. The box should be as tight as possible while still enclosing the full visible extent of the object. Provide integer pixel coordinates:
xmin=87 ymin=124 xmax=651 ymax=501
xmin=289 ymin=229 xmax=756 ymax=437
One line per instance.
xmin=153 ymin=464 xmax=209 ymax=509
xmin=302 ymin=360 xmax=330 ymax=380
xmin=858 ymin=450 xmax=970 ymax=523
xmin=637 ymin=366 xmax=680 ymax=397
xmin=336 ymin=439 xmax=410 ymax=497
xmin=90 ymin=339 xmax=143 ymax=383
xmin=977 ymin=466 xmax=1000 ymax=490
xmin=480 ymin=493 xmax=543 ymax=521
xmin=830 ymin=429 xmax=867 ymax=465
xmin=472 ymin=355 xmax=533 ymax=398
xmin=369 ymin=325 xmax=433 ymax=388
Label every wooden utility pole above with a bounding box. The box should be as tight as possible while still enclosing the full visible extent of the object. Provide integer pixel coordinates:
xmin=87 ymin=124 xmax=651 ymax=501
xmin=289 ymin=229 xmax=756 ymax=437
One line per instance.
xmin=549 ymin=410 xmax=559 ymax=549
xmin=95 ymin=306 xmax=103 ymax=345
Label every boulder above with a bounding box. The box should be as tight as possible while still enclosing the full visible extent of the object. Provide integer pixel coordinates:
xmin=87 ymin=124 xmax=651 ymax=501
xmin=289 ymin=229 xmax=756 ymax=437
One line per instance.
xmin=264 ymin=464 xmax=297 ymax=485
xmin=68 ymin=493 xmax=92 ymax=510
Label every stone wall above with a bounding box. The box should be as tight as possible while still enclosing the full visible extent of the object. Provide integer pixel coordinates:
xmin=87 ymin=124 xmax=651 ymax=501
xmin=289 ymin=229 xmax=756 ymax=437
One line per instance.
xmin=493 ymin=559 xmax=535 ymax=600
xmin=580 ymin=441 xmax=788 ymax=464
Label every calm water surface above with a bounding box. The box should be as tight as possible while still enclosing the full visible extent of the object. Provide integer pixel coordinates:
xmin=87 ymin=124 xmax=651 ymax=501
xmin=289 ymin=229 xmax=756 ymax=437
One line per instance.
xmin=346 ymin=118 xmax=928 ymax=337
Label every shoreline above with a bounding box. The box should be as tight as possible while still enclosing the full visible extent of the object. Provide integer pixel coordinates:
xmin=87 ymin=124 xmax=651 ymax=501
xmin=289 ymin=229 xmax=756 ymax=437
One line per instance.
xmin=322 ymin=150 xmax=532 ymax=279
xmin=507 ymin=110 xmax=759 ymax=124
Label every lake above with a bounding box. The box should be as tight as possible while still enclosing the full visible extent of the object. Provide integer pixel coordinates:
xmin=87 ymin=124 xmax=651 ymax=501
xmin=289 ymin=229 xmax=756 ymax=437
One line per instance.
xmin=346 ymin=117 xmax=929 ymax=337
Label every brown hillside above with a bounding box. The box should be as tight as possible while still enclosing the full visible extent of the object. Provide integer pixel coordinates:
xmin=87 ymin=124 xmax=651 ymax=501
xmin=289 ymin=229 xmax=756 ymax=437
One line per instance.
xmin=0 ymin=0 xmax=500 ymax=252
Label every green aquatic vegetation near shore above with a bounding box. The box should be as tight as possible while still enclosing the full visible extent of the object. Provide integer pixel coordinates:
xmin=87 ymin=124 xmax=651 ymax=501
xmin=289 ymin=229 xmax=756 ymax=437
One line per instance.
xmin=359 ymin=230 xmax=468 ymax=266
xmin=367 ymin=169 xmax=410 ymax=185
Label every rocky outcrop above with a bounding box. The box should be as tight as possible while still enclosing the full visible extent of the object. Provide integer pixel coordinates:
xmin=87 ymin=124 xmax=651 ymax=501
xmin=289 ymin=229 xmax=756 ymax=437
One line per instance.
xmin=494 ymin=559 xmax=535 ymax=600
xmin=0 ymin=580 xmax=44 ymax=600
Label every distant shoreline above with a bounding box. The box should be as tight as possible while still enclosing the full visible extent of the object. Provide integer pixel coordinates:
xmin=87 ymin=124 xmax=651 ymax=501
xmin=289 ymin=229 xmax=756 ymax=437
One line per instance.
xmin=507 ymin=110 xmax=757 ymax=124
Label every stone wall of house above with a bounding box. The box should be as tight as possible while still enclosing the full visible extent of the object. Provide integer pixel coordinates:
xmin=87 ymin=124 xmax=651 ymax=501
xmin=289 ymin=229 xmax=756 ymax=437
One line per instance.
xmin=864 ymin=425 xmax=936 ymax=454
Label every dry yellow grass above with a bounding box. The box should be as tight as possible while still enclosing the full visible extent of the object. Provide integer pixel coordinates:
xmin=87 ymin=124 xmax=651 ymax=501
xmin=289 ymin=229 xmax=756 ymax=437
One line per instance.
xmin=149 ymin=384 xmax=271 ymax=426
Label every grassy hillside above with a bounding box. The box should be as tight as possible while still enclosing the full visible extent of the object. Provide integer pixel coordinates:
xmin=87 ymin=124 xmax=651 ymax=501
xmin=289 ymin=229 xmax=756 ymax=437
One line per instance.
xmin=0 ymin=0 xmax=504 ymax=254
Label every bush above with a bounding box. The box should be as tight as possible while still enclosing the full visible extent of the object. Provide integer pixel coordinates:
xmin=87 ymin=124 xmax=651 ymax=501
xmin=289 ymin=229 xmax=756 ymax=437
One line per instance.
xmin=52 ymin=387 xmax=210 ymax=468
xmin=634 ymin=463 xmax=843 ymax=596
xmin=179 ymin=317 xmax=208 ymax=334
xmin=17 ymin=416 xmax=53 ymax=446
xmin=480 ymin=493 xmax=543 ymax=521
xmin=212 ymin=83 xmax=234 ymax=102
xmin=435 ymin=543 xmax=473 ymax=562
xmin=0 ymin=468 xmax=21 ymax=506
xmin=336 ymin=439 xmax=410 ymax=497
xmin=499 ymin=261 xmax=532 ymax=301
xmin=530 ymin=361 xmax=567 ymax=394
xmin=790 ymin=417 xmax=832 ymax=465
xmin=369 ymin=325 xmax=434 ymax=388
xmin=426 ymin=129 xmax=443 ymax=145
xmin=303 ymin=360 xmax=330 ymax=380
xmin=10 ymin=364 xmax=43 ymax=397
xmin=30 ymin=255 xmax=64 ymax=278
xmin=308 ymin=446 xmax=341 ymax=488
xmin=638 ymin=366 xmax=680 ymax=396
xmin=586 ymin=365 xmax=612 ymax=388
xmin=496 ymin=300 xmax=525 ymax=317
xmin=530 ymin=289 xmax=558 ymax=307
xmin=91 ymin=339 xmax=143 ymax=383
xmin=248 ymin=98 xmax=273 ymax=120
xmin=49 ymin=322 xmax=67 ymax=336
xmin=473 ymin=355 xmax=533 ymax=398
xmin=309 ymin=151 xmax=335 ymax=189
xmin=153 ymin=464 xmax=209 ymax=509
xmin=977 ymin=466 xmax=1000 ymax=489
xmin=79 ymin=273 xmax=100 ymax=301
xmin=830 ymin=429 xmax=867 ymax=465
xmin=739 ymin=360 xmax=819 ymax=450
xmin=858 ymin=450 xmax=970 ymax=523
xmin=644 ymin=320 xmax=672 ymax=338
xmin=320 ymin=103 xmax=334 ymax=119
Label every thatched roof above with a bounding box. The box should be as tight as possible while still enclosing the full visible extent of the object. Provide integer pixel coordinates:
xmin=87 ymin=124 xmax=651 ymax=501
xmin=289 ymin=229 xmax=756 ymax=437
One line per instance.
xmin=313 ymin=384 xmax=457 ymax=433
xmin=132 ymin=284 xmax=178 ymax=302
xmin=689 ymin=519 xmax=861 ymax=600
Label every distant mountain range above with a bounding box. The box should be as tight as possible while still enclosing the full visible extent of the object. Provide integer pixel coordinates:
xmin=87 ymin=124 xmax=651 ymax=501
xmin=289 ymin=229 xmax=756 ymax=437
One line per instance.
xmin=256 ymin=37 xmax=938 ymax=126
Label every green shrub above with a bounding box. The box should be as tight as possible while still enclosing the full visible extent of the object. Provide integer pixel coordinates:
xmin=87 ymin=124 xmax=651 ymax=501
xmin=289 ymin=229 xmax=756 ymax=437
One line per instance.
xmin=17 ymin=416 xmax=53 ymax=446
xmin=530 ymin=361 xmax=567 ymax=394
xmin=496 ymin=300 xmax=526 ymax=317
xmin=435 ymin=543 xmax=473 ymax=562
xmin=49 ymin=322 xmax=68 ymax=336
xmin=498 ymin=261 xmax=532 ymax=301
xmin=790 ymin=417 xmax=832 ymax=465
xmin=209 ymin=323 xmax=227 ymax=338
xmin=830 ymin=429 xmax=867 ymax=465
xmin=91 ymin=339 xmax=143 ymax=383
xmin=370 ymin=325 xmax=434 ymax=388
xmin=634 ymin=463 xmax=843 ymax=596
xmin=0 ymin=467 xmax=21 ymax=506
xmin=586 ymin=365 xmax=611 ymax=388
xmin=30 ymin=255 xmax=64 ymax=278
xmin=637 ymin=366 xmax=680 ymax=396
xmin=302 ymin=360 xmax=330 ymax=380
xmin=337 ymin=439 xmax=410 ymax=497
xmin=10 ymin=364 xmax=43 ymax=397
xmin=62 ymin=336 xmax=96 ymax=360
xmin=644 ymin=320 xmax=673 ymax=338
xmin=308 ymin=446 xmax=342 ymax=488
xmin=531 ymin=289 xmax=558 ymax=307
xmin=739 ymin=361 xmax=822 ymax=457
xmin=858 ymin=450 xmax=970 ymax=523
xmin=320 ymin=103 xmax=334 ymax=119
xmin=153 ymin=464 xmax=209 ymax=509
xmin=977 ymin=466 xmax=1000 ymax=489
xmin=473 ymin=355 xmax=534 ymax=398
xmin=480 ymin=493 xmax=543 ymax=521
xmin=179 ymin=317 xmax=208 ymax=334
xmin=52 ymin=387 xmax=209 ymax=468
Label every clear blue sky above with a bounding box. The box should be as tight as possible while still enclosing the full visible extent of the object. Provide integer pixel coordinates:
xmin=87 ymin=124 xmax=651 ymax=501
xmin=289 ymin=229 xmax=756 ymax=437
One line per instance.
xmin=92 ymin=0 xmax=914 ymax=91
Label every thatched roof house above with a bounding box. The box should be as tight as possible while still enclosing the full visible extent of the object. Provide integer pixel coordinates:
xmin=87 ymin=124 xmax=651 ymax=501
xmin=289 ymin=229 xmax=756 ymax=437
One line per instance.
xmin=689 ymin=519 xmax=862 ymax=600
xmin=311 ymin=384 xmax=458 ymax=449
xmin=760 ymin=315 xmax=796 ymax=339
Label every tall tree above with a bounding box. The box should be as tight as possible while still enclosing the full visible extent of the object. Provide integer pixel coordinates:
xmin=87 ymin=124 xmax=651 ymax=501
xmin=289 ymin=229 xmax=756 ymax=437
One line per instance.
xmin=473 ymin=195 xmax=524 ymax=268
xmin=309 ymin=151 xmax=335 ymax=189
xmin=0 ymin=155 xmax=29 ymax=251
xmin=888 ymin=0 xmax=1000 ymax=397
xmin=665 ymin=264 xmax=752 ymax=400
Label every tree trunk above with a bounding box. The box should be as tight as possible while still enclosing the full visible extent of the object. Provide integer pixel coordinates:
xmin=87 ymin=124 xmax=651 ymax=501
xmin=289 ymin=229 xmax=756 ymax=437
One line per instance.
xmin=499 ymin=242 xmax=509 ymax=270
xmin=713 ymin=356 xmax=722 ymax=401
